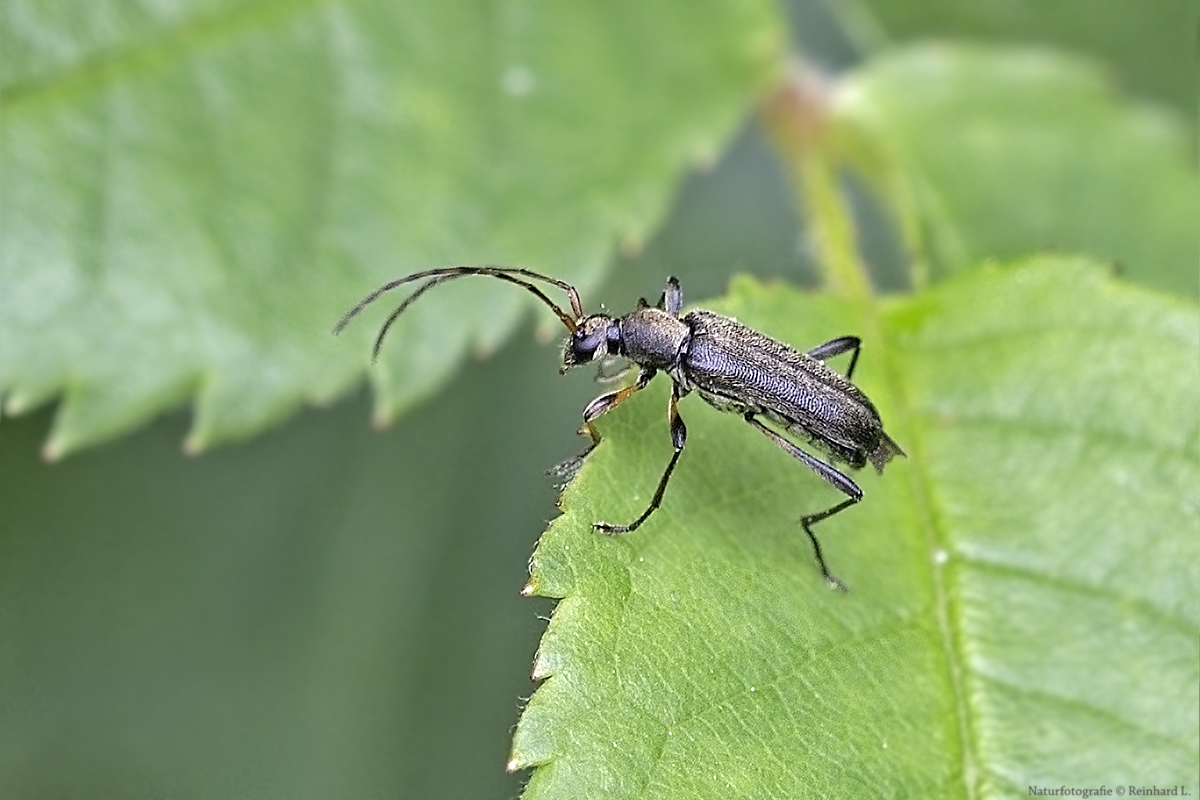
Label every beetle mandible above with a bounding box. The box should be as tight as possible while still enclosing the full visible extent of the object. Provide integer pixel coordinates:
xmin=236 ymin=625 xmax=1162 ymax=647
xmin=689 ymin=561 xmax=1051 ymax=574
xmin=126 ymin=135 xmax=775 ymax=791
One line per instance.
xmin=334 ymin=266 xmax=904 ymax=591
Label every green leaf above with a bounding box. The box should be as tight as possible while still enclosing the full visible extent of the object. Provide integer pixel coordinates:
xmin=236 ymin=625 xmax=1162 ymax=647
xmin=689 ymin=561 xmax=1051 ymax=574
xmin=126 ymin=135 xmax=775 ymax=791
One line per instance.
xmin=831 ymin=46 xmax=1197 ymax=298
xmin=0 ymin=0 xmax=783 ymax=456
xmin=512 ymin=258 xmax=1199 ymax=798
xmin=839 ymin=0 xmax=1196 ymax=115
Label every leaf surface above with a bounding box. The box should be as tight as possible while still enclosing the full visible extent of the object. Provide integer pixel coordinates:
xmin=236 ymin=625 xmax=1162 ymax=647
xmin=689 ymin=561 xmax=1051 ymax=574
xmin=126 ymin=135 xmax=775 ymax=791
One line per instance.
xmin=0 ymin=0 xmax=782 ymax=454
xmin=512 ymin=259 xmax=1199 ymax=799
xmin=841 ymin=0 xmax=1195 ymax=114
xmin=832 ymin=46 xmax=1197 ymax=297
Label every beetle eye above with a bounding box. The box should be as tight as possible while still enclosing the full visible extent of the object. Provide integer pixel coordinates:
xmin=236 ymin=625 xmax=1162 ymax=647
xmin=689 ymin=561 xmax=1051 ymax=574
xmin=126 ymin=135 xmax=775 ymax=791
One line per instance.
xmin=570 ymin=330 xmax=604 ymax=363
xmin=562 ymin=316 xmax=617 ymax=369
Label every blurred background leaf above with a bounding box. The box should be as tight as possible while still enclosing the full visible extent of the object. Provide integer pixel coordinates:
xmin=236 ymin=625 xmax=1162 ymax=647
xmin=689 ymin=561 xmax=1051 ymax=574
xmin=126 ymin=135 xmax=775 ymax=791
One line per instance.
xmin=513 ymin=261 xmax=1199 ymax=798
xmin=831 ymin=45 xmax=1197 ymax=296
xmin=1 ymin=1 xmax=1195 ymax=798
xmin=0 ymin=0 xmax=781 ymax=455
xmin=834 ymin=0 xmax=1197 ymax=114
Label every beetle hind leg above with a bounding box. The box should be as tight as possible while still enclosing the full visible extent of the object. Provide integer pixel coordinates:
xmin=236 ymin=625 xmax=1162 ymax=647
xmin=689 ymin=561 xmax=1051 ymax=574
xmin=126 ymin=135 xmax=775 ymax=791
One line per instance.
xmin=806 ymin=336 xmax=862 ymax=380
xmin=800 ymin=498 xmax=858 ymax=593
xmin=743 ymin=413 xmax=862 ymax=592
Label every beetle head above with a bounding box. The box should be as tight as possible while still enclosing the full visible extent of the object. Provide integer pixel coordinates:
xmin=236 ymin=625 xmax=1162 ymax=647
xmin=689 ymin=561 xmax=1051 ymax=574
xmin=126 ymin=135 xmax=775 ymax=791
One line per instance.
xmin=560 ymin=314 xmax=622 ymax=373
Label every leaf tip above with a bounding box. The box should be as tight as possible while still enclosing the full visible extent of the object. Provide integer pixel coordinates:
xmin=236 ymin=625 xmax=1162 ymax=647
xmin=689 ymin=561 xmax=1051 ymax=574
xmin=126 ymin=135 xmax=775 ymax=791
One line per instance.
xmin=40 ymin=439 xmax=64 ymax=463
xmin=690 ymin=139 xmax=719 ymax=172
xmin=5 ymin=395 xmax=27 ymax=416
xmin=618 ymin=235 xmax=645 ymax=258
xmin=370 ymin=402 xmax=395 ymax=430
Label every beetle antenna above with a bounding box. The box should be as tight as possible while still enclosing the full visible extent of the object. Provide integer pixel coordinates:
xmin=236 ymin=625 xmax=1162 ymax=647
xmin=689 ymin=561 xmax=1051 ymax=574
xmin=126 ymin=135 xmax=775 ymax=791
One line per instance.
xmin=332 ymin=266 xmax=585 ymax=361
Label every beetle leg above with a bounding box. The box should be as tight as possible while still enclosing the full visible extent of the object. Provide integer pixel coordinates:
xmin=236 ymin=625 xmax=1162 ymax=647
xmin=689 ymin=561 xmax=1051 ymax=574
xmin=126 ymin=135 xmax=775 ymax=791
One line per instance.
xmin=594 ymin=382 xmax=687 ymax=535
xmin=594 ymin=357 xmax=636 ymax=385
xmin=743 ymin=413 xmax=861 ymax=592
xmin=806 ymin=336 xmax=862 ymax=381
xmin=659 ymin=277 xmax=683 ymax=316
xmin=549 ymin=367 xmax=655 ymax=480
xmin=578 ymin=366 xmax=656 ymax=444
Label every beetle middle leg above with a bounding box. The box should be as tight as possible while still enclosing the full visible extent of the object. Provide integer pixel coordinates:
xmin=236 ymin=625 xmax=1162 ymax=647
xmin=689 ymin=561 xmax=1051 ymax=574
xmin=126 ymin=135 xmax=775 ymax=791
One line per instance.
xmin=594 ymin=382 xmax=687 ymax=535
xmin=743 ymin=413 xmax=862 ymax=592
xmin=657 ymin=276 xmax=683 ymax=315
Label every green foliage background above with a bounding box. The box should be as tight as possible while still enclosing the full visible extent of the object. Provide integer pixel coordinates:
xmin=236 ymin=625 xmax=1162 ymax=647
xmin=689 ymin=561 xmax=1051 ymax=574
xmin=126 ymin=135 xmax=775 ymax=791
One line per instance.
xmin=1 ymin=1 xmax=1196 ymax=798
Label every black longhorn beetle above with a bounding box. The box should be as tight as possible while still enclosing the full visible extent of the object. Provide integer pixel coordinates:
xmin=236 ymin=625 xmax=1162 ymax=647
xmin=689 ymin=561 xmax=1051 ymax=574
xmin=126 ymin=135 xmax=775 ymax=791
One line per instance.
xmin=334 ymin=267 xmax=904 ymax=591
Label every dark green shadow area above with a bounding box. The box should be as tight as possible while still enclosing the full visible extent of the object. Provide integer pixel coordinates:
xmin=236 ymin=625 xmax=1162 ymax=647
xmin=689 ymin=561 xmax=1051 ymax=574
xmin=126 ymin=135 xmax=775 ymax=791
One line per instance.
xmin=0 ymin=332 xmax=590 ymax=799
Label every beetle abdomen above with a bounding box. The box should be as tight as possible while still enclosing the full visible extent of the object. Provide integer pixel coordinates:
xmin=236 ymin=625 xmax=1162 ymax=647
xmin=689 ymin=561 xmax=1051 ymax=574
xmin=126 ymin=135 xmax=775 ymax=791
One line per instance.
xmin=681 ymin=310 xmax=903 ymax=472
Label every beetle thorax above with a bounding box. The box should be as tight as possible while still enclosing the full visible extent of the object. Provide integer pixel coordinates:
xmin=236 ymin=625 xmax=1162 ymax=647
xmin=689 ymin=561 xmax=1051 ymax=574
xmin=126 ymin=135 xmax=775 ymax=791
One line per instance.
xmin=618 ymin=308 xmax=690 ymax=371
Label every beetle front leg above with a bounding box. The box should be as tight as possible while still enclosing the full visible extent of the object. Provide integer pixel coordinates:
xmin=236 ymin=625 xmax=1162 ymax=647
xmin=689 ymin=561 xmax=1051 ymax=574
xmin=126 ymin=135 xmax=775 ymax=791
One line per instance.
xmin=744 ymin=413 xmax=861 ymax=592
xmin=549 ymin=367 xmax=656 ymax=480
xmin=578 ymin=366 xmax=656 ymax=445
xmin=594 ymin=382 xmax=687 ymax=535
xmin=594 ymin=358 xmax=636 ymax=385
